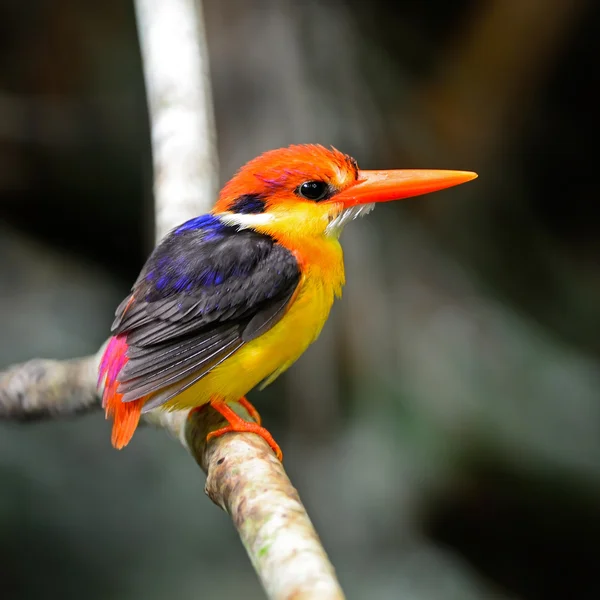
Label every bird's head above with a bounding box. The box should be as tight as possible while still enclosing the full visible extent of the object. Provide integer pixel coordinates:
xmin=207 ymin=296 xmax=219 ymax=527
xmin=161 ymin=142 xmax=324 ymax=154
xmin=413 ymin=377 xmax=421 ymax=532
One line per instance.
xmin=212 ymin=144 xmax=477 ymax=243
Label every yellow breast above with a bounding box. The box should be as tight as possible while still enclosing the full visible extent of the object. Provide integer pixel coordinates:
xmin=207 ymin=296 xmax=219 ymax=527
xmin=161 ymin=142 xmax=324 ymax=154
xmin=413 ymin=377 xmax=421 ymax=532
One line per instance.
xmin=165 ymin=237 xmax=345 ymax=410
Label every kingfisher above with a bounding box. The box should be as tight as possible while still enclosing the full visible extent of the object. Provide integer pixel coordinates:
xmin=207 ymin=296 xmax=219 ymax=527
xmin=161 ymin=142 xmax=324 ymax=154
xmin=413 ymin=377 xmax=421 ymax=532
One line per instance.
xmin=99 ymin=144 xmax=477 ymax=459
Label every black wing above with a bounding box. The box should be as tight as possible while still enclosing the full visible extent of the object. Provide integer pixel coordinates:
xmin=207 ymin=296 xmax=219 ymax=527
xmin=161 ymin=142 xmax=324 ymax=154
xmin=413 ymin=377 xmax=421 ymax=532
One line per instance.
xmin=112 ymin=216 xmax=300 ymax=411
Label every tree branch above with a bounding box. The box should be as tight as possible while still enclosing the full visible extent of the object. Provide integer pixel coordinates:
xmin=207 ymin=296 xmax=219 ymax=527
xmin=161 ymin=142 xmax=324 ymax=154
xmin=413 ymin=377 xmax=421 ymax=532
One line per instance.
xmin=190 ymin=408 xmax=344 ymax=599
xmin=134 ymin=0 xmax=219 ymax=240
xmin=0 ymin=354 xmax=101 ymax=421
xmin=0 ymin=0 xmax=345 ymax=598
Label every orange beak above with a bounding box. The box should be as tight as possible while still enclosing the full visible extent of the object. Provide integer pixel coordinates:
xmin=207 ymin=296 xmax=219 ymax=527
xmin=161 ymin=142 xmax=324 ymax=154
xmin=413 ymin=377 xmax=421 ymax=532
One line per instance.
xmin=334 ymin=169 xmax=478 ymax=207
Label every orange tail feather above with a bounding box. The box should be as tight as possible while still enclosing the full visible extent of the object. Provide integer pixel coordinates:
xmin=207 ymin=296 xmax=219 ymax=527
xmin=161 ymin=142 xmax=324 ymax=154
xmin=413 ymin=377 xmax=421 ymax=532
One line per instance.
xmin=99 ymin=335 xmax=145 ymax=449
xmin=107 ymin=396 xmax=144 ymax=450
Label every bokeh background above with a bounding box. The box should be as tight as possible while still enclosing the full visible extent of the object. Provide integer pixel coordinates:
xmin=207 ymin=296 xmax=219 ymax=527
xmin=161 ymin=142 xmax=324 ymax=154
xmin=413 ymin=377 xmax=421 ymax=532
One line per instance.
xmin=1 ymin=1 xmax=599 ymax=599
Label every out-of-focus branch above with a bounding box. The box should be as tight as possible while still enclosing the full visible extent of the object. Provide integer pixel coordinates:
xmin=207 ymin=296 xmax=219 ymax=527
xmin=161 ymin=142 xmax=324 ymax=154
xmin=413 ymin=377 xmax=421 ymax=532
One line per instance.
xmin=0 ymin=354 xmax=100 ymax=420
xmin=0 ymin=1 xmax=345 ymax=598
xmin=134 ymin=0 xmax=218 ymax=241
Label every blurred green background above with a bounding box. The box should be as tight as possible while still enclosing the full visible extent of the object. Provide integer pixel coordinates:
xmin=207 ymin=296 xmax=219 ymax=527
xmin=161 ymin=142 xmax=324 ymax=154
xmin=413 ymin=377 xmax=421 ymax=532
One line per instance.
xmin=1 ymin=1 xmax=599 ymax=599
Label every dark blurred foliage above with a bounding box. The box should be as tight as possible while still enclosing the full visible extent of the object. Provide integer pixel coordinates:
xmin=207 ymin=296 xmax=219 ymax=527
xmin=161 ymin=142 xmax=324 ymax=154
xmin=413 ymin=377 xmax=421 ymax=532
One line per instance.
xmin=1 ymin=1 xmax=600 ymax=599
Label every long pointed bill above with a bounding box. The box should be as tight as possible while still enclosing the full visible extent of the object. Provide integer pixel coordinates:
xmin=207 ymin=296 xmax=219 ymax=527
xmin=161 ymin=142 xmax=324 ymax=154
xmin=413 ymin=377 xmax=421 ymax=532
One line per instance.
xmin=335 ymin=169 xmax=478 ymax=207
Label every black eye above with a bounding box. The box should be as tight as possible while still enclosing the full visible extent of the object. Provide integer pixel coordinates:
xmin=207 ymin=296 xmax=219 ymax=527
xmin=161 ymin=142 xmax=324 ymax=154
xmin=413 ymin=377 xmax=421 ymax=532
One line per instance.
xmin=297 ymin=180 xmax=329 ymax=201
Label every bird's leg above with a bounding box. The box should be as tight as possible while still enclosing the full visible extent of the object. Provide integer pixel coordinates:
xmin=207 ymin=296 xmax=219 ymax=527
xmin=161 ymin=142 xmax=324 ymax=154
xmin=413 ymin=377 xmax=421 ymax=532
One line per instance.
xmin=206 ymin=398 xmax=283 ymax=461
xmin=187 ymin=397 xmax=259 ymax=423
xmin=236 ymin=396 xmax=262 ymax=425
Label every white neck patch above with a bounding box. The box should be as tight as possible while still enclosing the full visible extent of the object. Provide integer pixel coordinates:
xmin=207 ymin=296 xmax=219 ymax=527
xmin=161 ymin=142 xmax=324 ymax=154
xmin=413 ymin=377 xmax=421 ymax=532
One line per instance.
xmin=219 ymin=211 xmax=275 ymax=230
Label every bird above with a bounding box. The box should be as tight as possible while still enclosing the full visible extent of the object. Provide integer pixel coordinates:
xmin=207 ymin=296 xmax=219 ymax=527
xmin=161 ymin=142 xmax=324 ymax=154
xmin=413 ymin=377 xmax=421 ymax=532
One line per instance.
xmin=98 ymin=144 xmax=477 ymax=459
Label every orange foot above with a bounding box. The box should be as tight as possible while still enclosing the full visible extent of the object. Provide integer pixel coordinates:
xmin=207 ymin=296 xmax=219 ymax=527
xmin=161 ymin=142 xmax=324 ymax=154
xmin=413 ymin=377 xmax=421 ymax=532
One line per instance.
xmin=236 ymin=396 xmax=262 ymax=425
xmin=207 ymin=399 xmax=282 ymax=461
